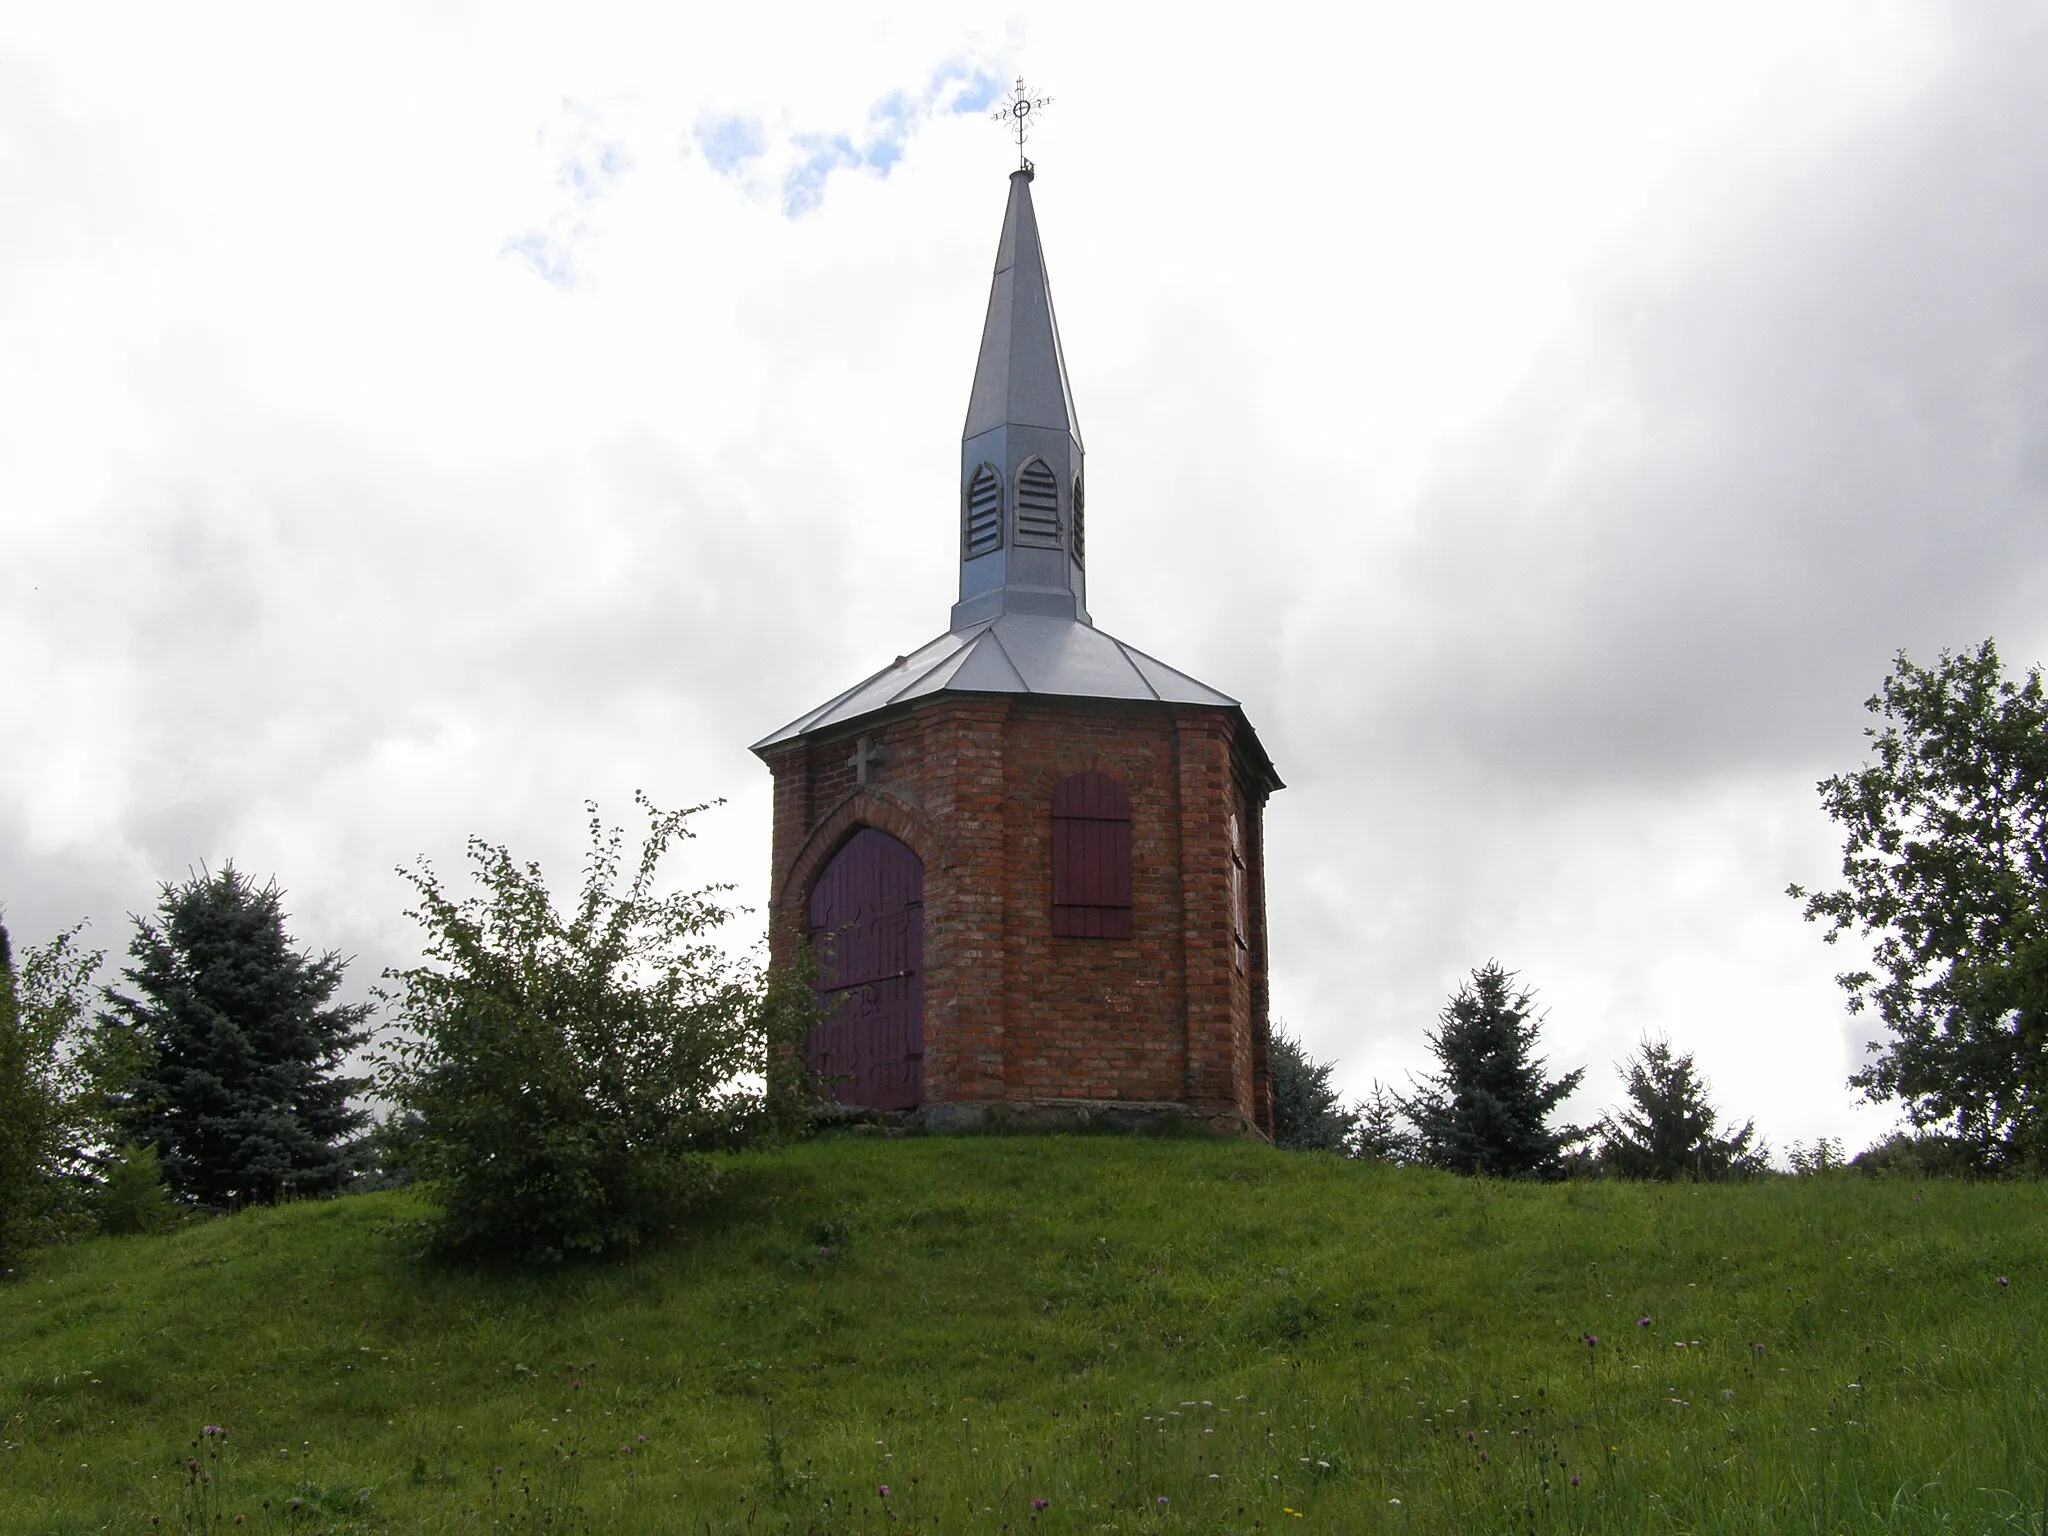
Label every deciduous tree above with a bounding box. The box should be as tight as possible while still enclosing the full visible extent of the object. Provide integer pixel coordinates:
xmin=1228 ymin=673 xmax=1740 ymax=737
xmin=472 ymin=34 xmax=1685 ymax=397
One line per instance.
xmin=0 ymin=920 xmax=104 ymax=1266
xmin=1790 ymin=640 xmax=2048 ymax=1170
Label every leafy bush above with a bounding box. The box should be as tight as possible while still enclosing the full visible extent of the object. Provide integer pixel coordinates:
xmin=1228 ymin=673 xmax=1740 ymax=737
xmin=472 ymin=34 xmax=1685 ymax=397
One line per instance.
xmin=94 ymin=1142 xmax=176 ymax=1235
xmin=379 ymin=796 xmax=815 ymax=1264
xmin=0 ymin=921 xmax=103 ymax=1268
xmin=1851 ymin=1130 xmax=1976 ymax=1177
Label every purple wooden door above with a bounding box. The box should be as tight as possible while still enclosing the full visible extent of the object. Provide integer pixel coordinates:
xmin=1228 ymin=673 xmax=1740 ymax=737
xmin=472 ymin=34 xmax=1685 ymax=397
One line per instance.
xmin=807 ymin=827 xmax=924 ymax=1110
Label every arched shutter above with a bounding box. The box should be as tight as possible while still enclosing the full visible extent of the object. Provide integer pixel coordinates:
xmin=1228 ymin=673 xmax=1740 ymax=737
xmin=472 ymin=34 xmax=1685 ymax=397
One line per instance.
xmin=1015 ymin=458 xmax=1062 ymax=547
xmin=964 ymin=463 xmax=1003 ymax=557
xmin=1051 ymin=771 xmax=1133 ymax=938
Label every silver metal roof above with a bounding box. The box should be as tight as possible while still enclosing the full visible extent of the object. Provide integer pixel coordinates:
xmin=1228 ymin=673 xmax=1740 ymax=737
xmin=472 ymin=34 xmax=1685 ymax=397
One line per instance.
xmin=751 ymin=613 xmax=1238 ymax=751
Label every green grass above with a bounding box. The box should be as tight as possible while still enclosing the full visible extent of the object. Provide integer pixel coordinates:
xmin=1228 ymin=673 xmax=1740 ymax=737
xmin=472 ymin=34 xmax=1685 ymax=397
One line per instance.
xmin=1 ymin=1136 xmax=2043 ymax=1534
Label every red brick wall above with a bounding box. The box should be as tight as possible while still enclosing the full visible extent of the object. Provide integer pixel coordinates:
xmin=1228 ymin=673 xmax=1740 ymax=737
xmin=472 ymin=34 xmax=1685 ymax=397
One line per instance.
xmin=760 ymin=693 xmax=1274 ymax=1133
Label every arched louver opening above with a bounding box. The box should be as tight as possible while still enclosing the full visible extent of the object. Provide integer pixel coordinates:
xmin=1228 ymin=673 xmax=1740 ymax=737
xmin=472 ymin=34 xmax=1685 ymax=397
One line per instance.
xmin=963 ymin=463 xmax=1004 ymax=558
xmin=1015 ymin=458 xmax=1062 ymax=547
xmin=1051 ymin=771 xmax=1133 ymax=938
xmin=1072 ymin=473 xmax=1085 ymax=567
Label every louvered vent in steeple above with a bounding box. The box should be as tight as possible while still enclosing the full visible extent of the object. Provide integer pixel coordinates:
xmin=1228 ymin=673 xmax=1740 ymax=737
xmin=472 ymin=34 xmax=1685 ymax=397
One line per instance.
xmin=1015 ymin=458 xmax=1061 ymax=547
xmin=964 ymin=463 xmax=1003 ymax=558
xmin=1072 ymin=473 xmax=1085 ymax=568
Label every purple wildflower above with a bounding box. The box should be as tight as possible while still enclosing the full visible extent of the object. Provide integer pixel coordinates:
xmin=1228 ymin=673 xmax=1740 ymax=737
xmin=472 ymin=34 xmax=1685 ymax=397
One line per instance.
xmin=1157 ymin=1495 xmax=1170 ymax=1505
xmin=1033 ymin=1497 xmax=1050 ymax=1510
xmin=1570 ymin=1474 xmax=1581 ymax=1487
xmin=1583 ymin=1332 xmax=1598 ymax=1348
xmin=877 ymin=1485 xmax=890 ymax=1499
xmin=1636 ymin=1316 xmax=1652 ymax=1328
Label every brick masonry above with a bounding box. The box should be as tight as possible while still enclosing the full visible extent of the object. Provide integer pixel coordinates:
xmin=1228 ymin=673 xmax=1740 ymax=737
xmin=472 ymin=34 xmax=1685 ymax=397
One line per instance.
xmin=761 ymin=694 xmax=1277 ymax=1137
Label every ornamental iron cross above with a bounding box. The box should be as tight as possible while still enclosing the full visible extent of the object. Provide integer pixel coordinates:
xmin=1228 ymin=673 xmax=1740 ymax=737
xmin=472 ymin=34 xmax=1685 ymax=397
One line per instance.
xmin=991 ymin=76 xmax=1051 ymax=172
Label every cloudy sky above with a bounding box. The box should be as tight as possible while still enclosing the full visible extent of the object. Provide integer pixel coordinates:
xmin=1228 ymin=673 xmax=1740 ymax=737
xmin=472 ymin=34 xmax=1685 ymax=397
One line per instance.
xmin=6 ymin=2 xmax=2046 ymax=1154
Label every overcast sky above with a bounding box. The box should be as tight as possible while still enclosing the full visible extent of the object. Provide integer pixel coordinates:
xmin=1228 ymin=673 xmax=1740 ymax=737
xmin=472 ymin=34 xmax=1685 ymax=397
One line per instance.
xmin=6 ymin=2 xmax=2046 ymax=1155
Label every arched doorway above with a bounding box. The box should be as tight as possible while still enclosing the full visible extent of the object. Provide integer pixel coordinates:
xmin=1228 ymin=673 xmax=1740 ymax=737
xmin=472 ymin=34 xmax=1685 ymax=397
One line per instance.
xmin=806 ymin=827 xmax=924 ymax=1109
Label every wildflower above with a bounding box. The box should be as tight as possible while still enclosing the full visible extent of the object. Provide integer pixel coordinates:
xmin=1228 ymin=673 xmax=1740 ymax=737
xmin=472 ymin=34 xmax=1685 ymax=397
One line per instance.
xmin=1751 ymin=1342 xmax=1765 ymax=1355
xmin=1157 ymin=1495 xmax=1169 ymax=1505
xmin=1583 ymin=1333 xmax=1598 ymax=1348
xmin=1996 ymin=1275 xmax=2010 ymax=1287
xmin=1636 ymin=1317 xmax=1651 ymax=1328
xmin=1389 ymin=1497 xmax=1402 ymax=1506
xmin=1032 ymin=1498 xmax=1049 ymax=1510
xmin=202 ymin=1425 xmax=224 ymax=1438
xmin=1570 ymin=1474 xmax=1581 ymax=1487
xmin=878 ymin=1486 xmax=890 ymax=1498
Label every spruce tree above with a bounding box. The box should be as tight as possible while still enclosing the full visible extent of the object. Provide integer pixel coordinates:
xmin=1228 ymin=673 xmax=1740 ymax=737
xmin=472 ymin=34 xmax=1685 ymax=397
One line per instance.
xmin=1598 ymin=1036 xmax=1766 ymax=1180
xmin=99 ymin=867 xmax=371 ymax=1206
xmin=1405 ymin=962 xmax=1587 ymax=1178
xmin=1269 ymin=1024 xmax=1357 ymax=1151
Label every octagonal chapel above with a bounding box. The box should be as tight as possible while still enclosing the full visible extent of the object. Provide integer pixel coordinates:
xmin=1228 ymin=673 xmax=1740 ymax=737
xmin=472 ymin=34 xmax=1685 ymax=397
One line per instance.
xmin=752 ymin=168 xmax=1282 ymax=1136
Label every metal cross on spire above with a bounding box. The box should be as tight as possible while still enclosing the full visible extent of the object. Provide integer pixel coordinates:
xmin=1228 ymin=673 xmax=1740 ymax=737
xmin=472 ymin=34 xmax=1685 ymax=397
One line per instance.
xmin=991 ymin=76 xmax=1051 ymax=173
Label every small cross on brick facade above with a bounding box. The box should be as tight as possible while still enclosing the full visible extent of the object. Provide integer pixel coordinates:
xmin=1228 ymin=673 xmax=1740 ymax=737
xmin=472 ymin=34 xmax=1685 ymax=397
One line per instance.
xmin=753 ymin=165 xmax=1282 ymax=1138
xmin=846 ymin=734 xmax=886 ymax=786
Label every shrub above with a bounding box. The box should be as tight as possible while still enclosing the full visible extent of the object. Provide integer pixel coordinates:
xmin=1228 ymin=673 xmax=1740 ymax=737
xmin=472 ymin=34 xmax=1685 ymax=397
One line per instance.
xmin=379 ymin=796 xmax=815 ymax=1264
xmin=95 ymin=1142 xmax=177 ymax=1235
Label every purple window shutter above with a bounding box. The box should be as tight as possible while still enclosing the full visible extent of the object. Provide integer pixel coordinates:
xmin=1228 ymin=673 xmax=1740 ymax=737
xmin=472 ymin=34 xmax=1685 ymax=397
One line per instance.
xmin=1051 ymin=772 xmax=1134 ymax=939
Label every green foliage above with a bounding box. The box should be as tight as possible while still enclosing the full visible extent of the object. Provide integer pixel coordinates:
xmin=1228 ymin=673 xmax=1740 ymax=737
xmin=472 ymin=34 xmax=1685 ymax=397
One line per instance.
xmin=1268 ymin=1023 xmax=1356 ymax=1151
xmin=1 ymin=1139 xmax=2045 ymax=1532
xmin=1404 ymin=962 xmax=1587 ymax=1178
xmin=1792 ymin=640 xmax=2048 ymax=1170
xmin=97 ymin=865 xmax=370 ymax=1208
xmin=0 ymin=920 xmax=104 ymax=1269
xmin=93 ymin=1142 xmax=176 ymax=1236
xmin=1346 ymin=1081 xmax=1415 ymax=1162
xmin=1851 ymin=1129 xmax=1977 ymax=1177
xmin=1786 ymin=1136 xmax=1847 ymax=1176
xmin=379 ymin=795 xmax=812 ymax=1265
xmin=1598 ymin=1036 xmax=1767 ymax=1180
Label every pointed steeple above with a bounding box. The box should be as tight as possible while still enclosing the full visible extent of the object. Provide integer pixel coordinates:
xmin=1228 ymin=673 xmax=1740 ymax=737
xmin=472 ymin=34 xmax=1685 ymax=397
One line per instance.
xmin=952 ymin=169 xmax=1089 ymax=631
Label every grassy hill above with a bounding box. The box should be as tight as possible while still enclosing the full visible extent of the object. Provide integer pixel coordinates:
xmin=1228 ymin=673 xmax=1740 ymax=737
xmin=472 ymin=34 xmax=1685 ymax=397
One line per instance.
xmin=1 ymin=1135 xmax=2043 ymax=1534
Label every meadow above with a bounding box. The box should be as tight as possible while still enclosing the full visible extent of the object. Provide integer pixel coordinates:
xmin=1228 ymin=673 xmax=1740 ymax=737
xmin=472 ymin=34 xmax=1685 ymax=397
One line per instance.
xmin=0 ymin=1134 xmax=2042 ymax=1534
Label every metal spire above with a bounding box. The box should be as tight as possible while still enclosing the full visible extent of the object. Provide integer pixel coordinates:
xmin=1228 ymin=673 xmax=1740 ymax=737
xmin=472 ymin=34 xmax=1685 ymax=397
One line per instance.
xmin=952 ymin=156 xmax=1087 ymax=631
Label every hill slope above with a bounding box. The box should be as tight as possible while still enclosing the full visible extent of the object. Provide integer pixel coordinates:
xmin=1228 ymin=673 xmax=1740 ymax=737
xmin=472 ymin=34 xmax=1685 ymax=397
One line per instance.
xmin=1 ymin=1136 xmax=2043 ymax=1533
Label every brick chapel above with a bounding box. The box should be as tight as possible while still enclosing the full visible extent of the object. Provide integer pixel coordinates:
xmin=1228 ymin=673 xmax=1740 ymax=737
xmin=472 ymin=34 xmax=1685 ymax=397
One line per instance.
xmin=752 ymin=166 xmax=1282 ymax=1136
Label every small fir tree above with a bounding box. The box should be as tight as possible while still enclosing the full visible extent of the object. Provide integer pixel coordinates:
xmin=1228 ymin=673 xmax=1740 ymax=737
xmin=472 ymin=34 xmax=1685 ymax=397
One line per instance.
xmin=1269 ymin=1023 xmax=1357 ymax=1151
xmin=1346 ymin=1081 xmax=1415 ymax=1163
xmin=1598 ymin=1036 xmax=1767 ymax=1180
xmin=1405 ymin=962 xmax=1588 ymax=1178
xmin=97 ymin=867 xmax=371 ymax=1207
